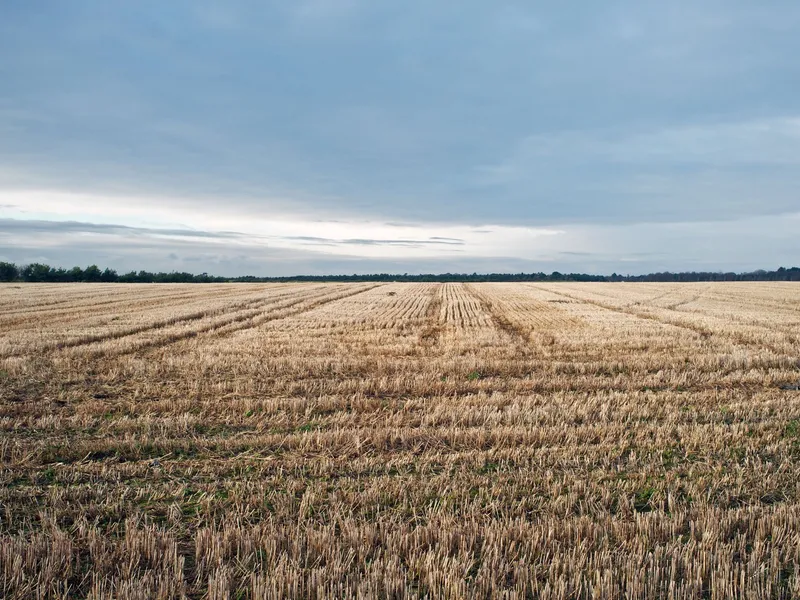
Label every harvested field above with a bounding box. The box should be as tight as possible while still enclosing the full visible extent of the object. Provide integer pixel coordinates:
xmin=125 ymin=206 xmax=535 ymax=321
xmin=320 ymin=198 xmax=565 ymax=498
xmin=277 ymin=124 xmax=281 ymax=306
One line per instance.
xmin=1 ymin=282 xmax=800 ymax=599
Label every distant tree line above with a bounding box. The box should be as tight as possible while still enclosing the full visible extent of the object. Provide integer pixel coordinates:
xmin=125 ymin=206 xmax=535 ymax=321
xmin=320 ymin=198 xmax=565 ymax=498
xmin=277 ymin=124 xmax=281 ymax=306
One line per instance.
xmin=1 ymin=261 xmax=799 ymax=283
xmin=0 ymin=262 xmax=224 ymax=283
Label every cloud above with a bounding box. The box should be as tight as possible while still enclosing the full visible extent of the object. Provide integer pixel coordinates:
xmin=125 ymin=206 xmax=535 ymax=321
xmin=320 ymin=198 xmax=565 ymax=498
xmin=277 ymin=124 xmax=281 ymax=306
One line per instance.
xmin=0 ymin=213 xmax=556 ymax=261
xmin=1 ymin=2 xmax=799 ymax=270
xmin=0 ymin=218 xmax=243 ymax=240
xmin=2 ymin=213 xmax=798 ymax=276
xmin=2 ymin=2 xmax=800 ymax=223
xmin=469 ymin=117 xmax=800 ymax=223
xmin=278 ymin=234 xmax=464 ymax=247
xmin=339 ymin=238 xmax=463 ymax=247
xmin=501 ymin=118 xmax=800 ymax=169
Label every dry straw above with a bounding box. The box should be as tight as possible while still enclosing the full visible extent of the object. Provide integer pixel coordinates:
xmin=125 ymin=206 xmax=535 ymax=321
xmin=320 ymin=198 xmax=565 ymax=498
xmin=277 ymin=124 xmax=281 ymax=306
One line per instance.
xmin=1 ymin=281 xmax=799 ymax=598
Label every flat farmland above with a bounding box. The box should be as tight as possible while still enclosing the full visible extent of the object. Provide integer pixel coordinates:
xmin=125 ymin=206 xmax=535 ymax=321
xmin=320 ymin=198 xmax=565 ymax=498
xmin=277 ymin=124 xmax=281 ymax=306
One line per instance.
xmin=1 ymin=282 xmax=800 ymax=599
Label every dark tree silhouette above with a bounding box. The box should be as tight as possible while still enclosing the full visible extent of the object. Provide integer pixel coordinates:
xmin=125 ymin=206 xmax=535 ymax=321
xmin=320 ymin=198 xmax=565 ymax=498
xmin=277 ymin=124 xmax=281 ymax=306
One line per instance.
xmin=0 ymin=262 xmax=18 ymax=282
xmin=1 ymin=262 xmax=799 ymax=283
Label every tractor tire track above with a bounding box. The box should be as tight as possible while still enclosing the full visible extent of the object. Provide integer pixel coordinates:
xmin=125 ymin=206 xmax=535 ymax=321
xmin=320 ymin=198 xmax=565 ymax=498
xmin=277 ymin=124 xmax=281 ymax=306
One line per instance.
xmin=120 ymin=283 xmax=385 ymax=358
xmin=529 ymin=285 xmax=717 ymax=338
xmin=0 ymin=286 xmax=259 ymax=329
xmin=417 ymin=284 xmax=444 ymax=346
xmin=3 ymin=287 xmax=324 ymax=358
xmin=0 ymin=285 xmax=253 ymax=319
xmin=464 ymin=284 xmax=529 ymax=345
xmin=529 ymin=285 xmax=793 ymax=355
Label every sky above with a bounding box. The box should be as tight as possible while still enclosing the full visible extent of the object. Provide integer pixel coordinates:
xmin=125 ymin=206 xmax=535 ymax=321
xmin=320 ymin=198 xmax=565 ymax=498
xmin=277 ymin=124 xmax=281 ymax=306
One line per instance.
xmin=1 ymin=1 xmax=799 ymax=276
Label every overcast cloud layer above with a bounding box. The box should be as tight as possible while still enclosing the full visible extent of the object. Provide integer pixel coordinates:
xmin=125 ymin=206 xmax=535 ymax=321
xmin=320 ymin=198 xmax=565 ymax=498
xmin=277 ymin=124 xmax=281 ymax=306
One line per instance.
xmin=1 ymin=1 xmax=799 ymax=275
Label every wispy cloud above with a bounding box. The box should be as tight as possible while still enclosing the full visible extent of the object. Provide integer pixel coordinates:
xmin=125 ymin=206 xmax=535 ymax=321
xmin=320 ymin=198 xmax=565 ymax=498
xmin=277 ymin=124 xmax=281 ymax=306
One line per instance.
xmin=0 ymin=208 xmax=559 ymax=262
xmin=2 ymin=212 xmax=798 ymax=276
xmin=278 ymin=234 xmax=465 ymax=248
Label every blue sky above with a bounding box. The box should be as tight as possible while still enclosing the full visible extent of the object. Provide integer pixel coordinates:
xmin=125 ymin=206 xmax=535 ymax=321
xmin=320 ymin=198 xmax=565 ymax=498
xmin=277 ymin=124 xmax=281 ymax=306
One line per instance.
xmin=1 ymin=1 xmax=799 ymax=275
